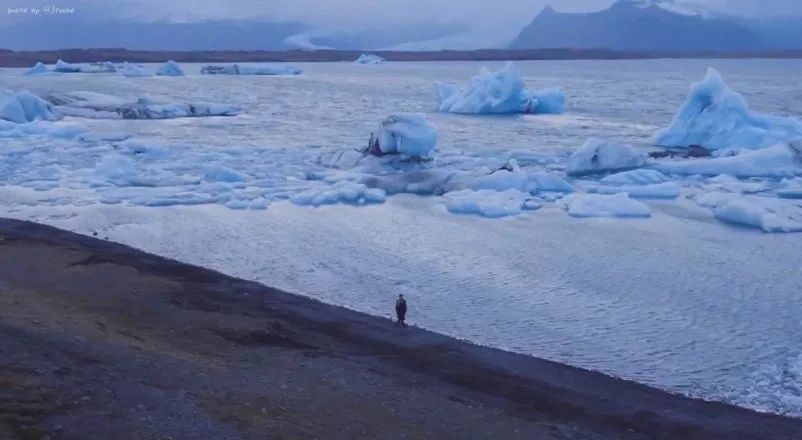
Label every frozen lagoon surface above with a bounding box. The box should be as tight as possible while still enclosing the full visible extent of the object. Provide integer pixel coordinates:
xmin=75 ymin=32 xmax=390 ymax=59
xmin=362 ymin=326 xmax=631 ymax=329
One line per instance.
xmin=3 ymin=59 xmax=802 ymax=416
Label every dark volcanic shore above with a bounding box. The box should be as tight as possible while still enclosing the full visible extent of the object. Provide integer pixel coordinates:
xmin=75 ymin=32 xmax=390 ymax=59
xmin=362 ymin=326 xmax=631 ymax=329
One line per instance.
xmin=0 ymin=218 xmax=800 ymax=439
xmin=2 ymin=48 xmax=802 ymax=67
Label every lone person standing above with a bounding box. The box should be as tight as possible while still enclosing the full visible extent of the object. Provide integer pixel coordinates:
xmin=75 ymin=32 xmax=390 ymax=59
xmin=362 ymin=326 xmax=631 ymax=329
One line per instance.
xmin=395 ymin=294 xmax=407 ymax=327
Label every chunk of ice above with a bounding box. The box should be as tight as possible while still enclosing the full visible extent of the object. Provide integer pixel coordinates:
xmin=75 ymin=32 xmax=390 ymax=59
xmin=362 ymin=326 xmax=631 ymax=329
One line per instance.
xmin=566 ymin=193 xmax=651 ymax=218
xmin=437 ymin=62 xmax=565 ymax=115
xmin=655 ymin=68 xmax=802 ymax=150
xmin=566 ymin=139 xmax=647 ymax=176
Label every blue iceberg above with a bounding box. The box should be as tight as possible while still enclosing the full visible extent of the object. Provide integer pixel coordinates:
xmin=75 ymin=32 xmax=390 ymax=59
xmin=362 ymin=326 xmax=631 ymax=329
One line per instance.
xmin=655 ymin=68 xmax=802 ymax=150
xmin=0 ymin=89 xmax=61 ymax=123
xmin=156 ymin=60 xmax=185 ymax=76
xmin=366 ymin=113 xmax=438 ymax=158
xmin=436 ymin=62 xmax=565 ymax=115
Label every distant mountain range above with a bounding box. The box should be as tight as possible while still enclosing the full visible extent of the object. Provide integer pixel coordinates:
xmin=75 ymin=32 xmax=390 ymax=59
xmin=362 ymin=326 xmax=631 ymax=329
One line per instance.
xmin=0 ymin=15 xmax=463 ymax=52
xmin=1 ymin=0 xmax=801 ymax=53
xmin=510 ymin=0 xmax=768 ymax=51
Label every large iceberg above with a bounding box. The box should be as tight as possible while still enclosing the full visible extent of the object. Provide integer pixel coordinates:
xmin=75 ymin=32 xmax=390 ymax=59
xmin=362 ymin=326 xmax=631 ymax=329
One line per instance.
xmin=566 ymin=138 xmax=647 ymax=176
xmin=121 ymin=62 xmax=153 ymax=77
xmin=436 ymin=63 xmax=565 ymax=115
xmin=156 ymin=60 xmax=185 ymax=76
xmin=655 ymin=68 xmax=802 ymax=150
xmin=354 ymin=54 xmax=385 ymax=65
xmin=47 ymin=91 xmax=240 ymax=120
xmin=200 ymin=64 xmax=302 ymax=76
xmin=366 ymin=113 xmax=437 ymax=158
xmin=655 ymin=142 xmax=802 ymax=178
xmin=0 ymin=90 xmax=61 ymax=123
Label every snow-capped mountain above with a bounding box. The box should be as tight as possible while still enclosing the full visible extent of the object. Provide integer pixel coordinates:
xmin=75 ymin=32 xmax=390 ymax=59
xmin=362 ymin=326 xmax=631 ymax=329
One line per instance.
xmin=509 ymin=0 xmax=767 ymax=51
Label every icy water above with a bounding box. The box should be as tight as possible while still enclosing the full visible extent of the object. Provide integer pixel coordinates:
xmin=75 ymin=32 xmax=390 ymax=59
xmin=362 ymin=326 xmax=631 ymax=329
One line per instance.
xmin=3 ymin=59 xmax=802 ymax=416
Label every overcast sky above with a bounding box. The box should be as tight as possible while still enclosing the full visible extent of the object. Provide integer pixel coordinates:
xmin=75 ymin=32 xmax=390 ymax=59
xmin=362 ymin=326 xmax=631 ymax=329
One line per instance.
xmin=3 ymin=0 xmax=802 ymax=30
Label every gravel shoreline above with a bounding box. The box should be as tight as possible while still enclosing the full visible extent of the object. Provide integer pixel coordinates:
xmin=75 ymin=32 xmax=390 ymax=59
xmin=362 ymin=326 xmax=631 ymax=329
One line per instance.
xmin=0 ymin=218 xmax=800 ymax=439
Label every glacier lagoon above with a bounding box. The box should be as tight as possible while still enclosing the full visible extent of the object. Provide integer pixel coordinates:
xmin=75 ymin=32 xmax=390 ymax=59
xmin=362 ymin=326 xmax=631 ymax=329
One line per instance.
xmin=2 ymin=59 xmax=802 ymax=416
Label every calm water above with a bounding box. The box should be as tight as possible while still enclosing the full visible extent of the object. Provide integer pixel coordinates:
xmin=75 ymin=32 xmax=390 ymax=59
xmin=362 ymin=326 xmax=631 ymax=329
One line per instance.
xmin=3 ymin=58 xmax=802 ymax=416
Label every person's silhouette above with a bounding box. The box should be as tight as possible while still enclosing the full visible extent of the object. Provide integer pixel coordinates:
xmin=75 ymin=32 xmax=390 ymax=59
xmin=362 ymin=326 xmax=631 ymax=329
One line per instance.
xmin=395 ymin=294 xmax=407 ymax=327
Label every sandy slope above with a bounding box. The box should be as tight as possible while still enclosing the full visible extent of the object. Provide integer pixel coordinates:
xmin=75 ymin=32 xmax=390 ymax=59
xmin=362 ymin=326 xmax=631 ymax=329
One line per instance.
xmin=0 ymin=218 xmax=800 ymax=440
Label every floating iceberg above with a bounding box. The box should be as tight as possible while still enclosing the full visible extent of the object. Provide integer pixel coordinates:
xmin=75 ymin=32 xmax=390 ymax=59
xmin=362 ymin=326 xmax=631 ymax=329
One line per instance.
xmin=0 ymin=90 xmax=61 ymax=123
xmin=81 ymin=62 xmax=117 ymax=73
xmin=47 ymin=91 xmax=241 ymax=120
xmin=24 ymin=62 xmax=58 ymax=76
xmin=156 ymin=60 xmax=185 ymax=76
xmin=655 ymin=142 xmax=802 ymax=178
xmin=655 ymin=68 xmax=802 ymax=150
xmin=366 ymin=113 xmax=437 ymax=157
xmin=566 ymin=193 xmax=651 ymax=218
xmin=200 ymin=64 xmax=302 ymax=76
xmin=436 ymin=62 xmax=565 ymax=115
xmin=121 ymin=62 xmax=153 ymax=77
xmin=600 ymin=169 xmax=671 ymax=186
xmin=290 ymin=181 xmax=386 ymax=206
xmin=528 ymin=171 xmax=575 ymax=193
xmin=594 ymin=182 xmax=681 ymax=199
xmin=354 ymin=54 xmax=385 ymax=64
xmin=566 ymin=139 xmax=647 ymax=176
xmin=712 ymin=197 xmax=802 ymax=233
xmin=53 ymin=59 xmax=81 ymax=72
xmin=445 ymin=189 xmax=535 ymax=218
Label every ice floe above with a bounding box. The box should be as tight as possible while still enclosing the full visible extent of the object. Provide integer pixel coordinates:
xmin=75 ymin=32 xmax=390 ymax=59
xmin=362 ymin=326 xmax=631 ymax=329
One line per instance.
xmin=156 ymin=60 xmax=185 ymax=76
xmin=354 ymin=54 xmax=385 ymax=64
xmin=566 ymin=138 xmax=647 ymax=176
xmin=121 ymin=62 xmax=153 ymax=77
xmin=600 ymin=169 xmax=671 ymax=185
xmin=655 ymin=142 xmax=802 ymax=178
xmin=0 ymin=90 xmax=61 ymax=123
xmin=436 ymin=62 xmax=565 ymax=115
xmin=47 ymin=91 xmax=241 ymax=120
xmin=445 ymin=189 xmax=536 ymax=218
xmin=24 ymin=62 xmax=58 ymax=76
xmin=366 ymin=113 xmax=437 ymax=158
xmin=566 ymin=193 xmax=651 ymax=218
xmin=200 ymin=64 xmax=302 ymax=76
xmin=714 ymin=197 xmax=802 ymax=233
xmin=655 ymin=68 xmax=802 ymax=150
xmin=290 ymin=181 xmax=386 ymax=206
xmin=53 ymin=59 xmax=81 ymax=73
xmin=469 ymin=161 xmax=531 ymax=192
xmin=594 ymin=182 xmax=681 ymax=199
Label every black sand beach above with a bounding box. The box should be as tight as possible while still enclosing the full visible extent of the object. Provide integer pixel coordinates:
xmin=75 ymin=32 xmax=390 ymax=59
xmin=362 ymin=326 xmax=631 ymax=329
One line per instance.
xmin=0 ymin=218 xmax=800 ymax=439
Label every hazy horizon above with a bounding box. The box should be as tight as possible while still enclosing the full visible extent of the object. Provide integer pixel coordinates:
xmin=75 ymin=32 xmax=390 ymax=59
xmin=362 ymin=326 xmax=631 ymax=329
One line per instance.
xmin=3 ymin=0 xmax=802 ymax=51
